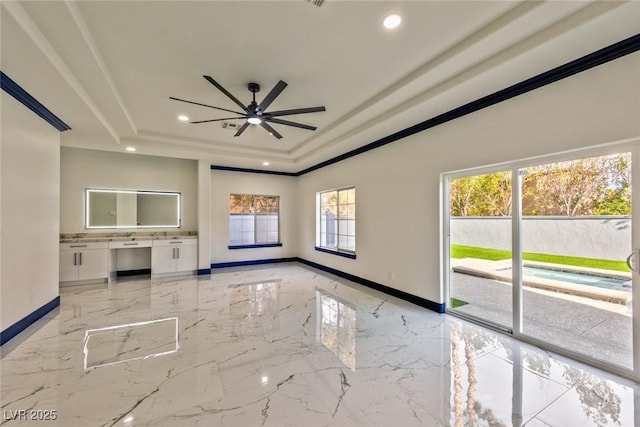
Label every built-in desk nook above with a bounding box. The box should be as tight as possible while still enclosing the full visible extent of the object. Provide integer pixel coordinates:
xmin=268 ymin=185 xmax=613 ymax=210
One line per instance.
xmin=59 ymin=232 xmax=198 ymax=285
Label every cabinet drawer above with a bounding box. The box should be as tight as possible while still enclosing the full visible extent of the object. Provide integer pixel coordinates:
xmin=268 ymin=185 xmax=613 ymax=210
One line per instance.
xmin=152 ymin=238 xmax=198 ymax=247
xmin=109 ymin=240 xmax=152 ymax=249
xmin=60 ymin=242 xmax=108 ymax=251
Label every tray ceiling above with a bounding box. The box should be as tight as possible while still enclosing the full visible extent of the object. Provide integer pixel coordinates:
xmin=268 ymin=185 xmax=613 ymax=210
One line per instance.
xmin=2 ymin=1 xmax=638 ymax=172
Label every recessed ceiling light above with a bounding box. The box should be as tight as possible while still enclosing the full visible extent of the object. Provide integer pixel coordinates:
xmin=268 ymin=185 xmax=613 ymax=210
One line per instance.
xmin=125 ymin=146 xmax=136 ymax=152
xmin=248 ymin=117 xmax=262 ymax=125
xmin=177 ymin=115 xmax=189 ymax=122
xmin=262 ymin=161 xmax=270 ymax=166
xmin=383 ymin=14 xmax=402 ymax=29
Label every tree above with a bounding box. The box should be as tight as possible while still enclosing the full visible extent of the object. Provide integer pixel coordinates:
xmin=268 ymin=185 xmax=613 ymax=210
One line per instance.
xmin=593 ymin=154 xmax=631 ymax=215
xmin=450 ymin=172 xmax=511 ymax=217
xmin=476 ymin=172 xmax=511 ymax=216
xmin=523 ymin=153 xmax=630 ymax=216
xmin=451 ymin=153 xmax=631 ymax=217
xmin=450 ymin=176 xmax=477 ymax=216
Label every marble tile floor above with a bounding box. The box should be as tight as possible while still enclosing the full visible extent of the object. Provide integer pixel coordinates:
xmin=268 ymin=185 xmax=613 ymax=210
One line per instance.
xmin=451 ymin=272 xmax=634 ymax=369
xmin=1 ymin=263 xmax=638 ymax=426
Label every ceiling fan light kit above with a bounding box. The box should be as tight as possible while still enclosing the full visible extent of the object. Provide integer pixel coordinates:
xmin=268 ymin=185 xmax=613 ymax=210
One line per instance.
xmin=170 ymin=76 xmax=326 ymax=139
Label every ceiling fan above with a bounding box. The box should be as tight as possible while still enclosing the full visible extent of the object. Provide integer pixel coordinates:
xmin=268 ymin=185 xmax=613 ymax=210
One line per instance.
xmin=170 ymin=76 xmax=326 ymax=139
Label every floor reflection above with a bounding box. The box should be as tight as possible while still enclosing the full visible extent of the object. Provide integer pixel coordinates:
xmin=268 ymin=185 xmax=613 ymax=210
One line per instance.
xmin=316 ymin=289 xmax=356 ymax=370
xmin=83 ymin=317 xmax=179 ymax=370
xmin=449 ymin=321 xmax=637 ymax=426
xmin=228 ymin=280 xmax=281 ymax=337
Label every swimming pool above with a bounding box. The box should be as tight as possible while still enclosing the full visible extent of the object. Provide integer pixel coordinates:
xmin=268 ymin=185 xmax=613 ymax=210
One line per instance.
xmin=499 ymin=266 xmax=631 ymax=292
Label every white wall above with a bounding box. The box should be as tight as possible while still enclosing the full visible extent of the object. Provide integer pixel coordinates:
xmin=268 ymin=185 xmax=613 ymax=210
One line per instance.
xmin=60 ymin=147 xmax=197 ymax=233
xmin=1 ymin=93 xmax=60 ymax=331
xmin=197 ymin=160 xmax=211 ymax=271
xmin=451 ymin=217 xmax=631 ymax=260
xmin=297 ymin=52 xmax=640 ymax=304
xmin=211 ymin=170 xmax=297 ymax=263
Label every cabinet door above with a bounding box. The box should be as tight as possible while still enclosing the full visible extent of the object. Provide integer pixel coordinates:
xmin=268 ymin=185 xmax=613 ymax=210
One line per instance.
xmin=175 ymin=244 xmax=197 ymax=272
xmin=152 ymin=246 xmax=177 ymax=274
xmin=60 ymin=251 xmax=79 ymax=282
xmin=78 ymin=249 xmax=109 ymax=280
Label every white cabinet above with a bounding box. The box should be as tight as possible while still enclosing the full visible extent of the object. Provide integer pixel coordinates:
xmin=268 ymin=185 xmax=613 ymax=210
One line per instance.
xmin=151 ymin=239 xmax=197 ymax=275
xmin=60 ymin=242 xmax=109 ymax=282
xmin=108 ymin=240 xmax=152 ymax=249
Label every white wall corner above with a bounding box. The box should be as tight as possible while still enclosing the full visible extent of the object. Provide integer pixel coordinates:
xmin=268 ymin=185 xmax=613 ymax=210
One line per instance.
xmin=197 ymin=160 xmax=212 ymax=271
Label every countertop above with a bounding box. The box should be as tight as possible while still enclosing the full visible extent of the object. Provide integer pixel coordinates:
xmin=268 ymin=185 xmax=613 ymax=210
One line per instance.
xmin=60 ymin=232 xmax=197 ymax=244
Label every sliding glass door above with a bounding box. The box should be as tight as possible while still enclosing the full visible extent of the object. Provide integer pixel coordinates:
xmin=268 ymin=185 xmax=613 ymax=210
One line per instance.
xmin=444 ymin=145 xmax=638 ymax=379
xmin=448 ymin=170 xmax=513 ymax=331
xmin=519 ymin=153 xmax=633 ymax=369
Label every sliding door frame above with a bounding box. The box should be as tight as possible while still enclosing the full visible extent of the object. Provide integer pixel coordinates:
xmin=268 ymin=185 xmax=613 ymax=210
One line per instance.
xmin=442 ymin=138 xmax=640 ymax=382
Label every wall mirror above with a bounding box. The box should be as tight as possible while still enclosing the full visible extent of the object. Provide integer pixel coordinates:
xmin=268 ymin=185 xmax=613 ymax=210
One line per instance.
xmin=86 ymin=189 xmax=181 ymax=229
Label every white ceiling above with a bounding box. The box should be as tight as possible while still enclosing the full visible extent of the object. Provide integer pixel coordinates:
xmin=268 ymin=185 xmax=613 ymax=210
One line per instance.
xmin=2 ymin=1 xmax=639 ymax=172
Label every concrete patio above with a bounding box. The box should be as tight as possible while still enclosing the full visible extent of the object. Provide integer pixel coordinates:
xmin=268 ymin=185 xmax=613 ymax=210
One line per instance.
xmin=450 ymin=268 xmax=633 ymax=370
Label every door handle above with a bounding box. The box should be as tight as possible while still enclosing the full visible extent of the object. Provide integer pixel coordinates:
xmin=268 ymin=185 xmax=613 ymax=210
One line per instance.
xmin=627 ymin=251 xmax=639 ymax=273
xmin=74 ymin=252 xmax=77 ymax=266
xmin=177 ymin=247 xmax=180 ymax=259
xmin=79 ymin=252 xmax=83 ymax=266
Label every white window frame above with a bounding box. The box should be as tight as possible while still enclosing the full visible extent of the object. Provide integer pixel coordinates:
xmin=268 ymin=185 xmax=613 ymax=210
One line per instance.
xmin=316 ymin=187 xmax=356 ymax=256
xmin=229 ymin=194 xmax=280 ymax=246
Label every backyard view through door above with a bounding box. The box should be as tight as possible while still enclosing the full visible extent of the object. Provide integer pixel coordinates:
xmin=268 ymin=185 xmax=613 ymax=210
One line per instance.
xmin=448 ymin=152 xmax=633 ymax=370
xmin=520 ymin=153 xmax=632 ymax=369
xmin=448 ymin=170 xmax=513 ymax=330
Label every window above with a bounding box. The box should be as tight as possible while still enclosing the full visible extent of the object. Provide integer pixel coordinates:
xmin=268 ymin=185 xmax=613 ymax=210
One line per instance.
xmin=317 ymin=187 xmax=355 ymax=256
xmin=229 ymin=194 xmax=280 ymax=248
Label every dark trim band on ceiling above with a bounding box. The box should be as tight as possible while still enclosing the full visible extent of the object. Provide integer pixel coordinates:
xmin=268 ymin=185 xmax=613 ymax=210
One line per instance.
xmin=297 ymin=33 xmax=640 ymax=175
xmin=212 ymin=33 xmax=640 ymax=177
xmin=0 ymin=71 xmax=71 ymax=132
xmin=211 ymin=165 xmax=297 ymax=176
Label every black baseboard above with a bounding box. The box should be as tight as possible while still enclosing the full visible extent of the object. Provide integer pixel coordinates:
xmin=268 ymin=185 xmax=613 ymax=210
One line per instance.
xmin=197 ymin=268 xmax=212 ymax=275
xmin=1 ymin=296 xmax=60 ymax=345
xmin=211 ymin=257 xmax=298 ymax=269
xmin=210 ymin=257 xmax=445 ymax=314
xmin=296 ymin=258 xmax=445 ymax=313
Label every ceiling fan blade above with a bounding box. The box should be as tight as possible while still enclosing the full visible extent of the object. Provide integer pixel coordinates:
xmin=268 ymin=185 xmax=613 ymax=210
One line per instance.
xmin=203 ymin=75 xmax=249 ymax=112
xmin=260 ymin=121 xmax=283 ymax=139
xmin=267 ymin=106 xmax=326 ymax=117
xmin=169 ymin=97 xmax=245 ymax=115
xmin=266 ymin=117 xmax=317 ymax=131
xmin=234 ymin=121 xmax=251 ymax=137
xmin=257 ymin=80 xmax=287 ymax=113
xmin=190 ymin=117 xmax=246 ymax=124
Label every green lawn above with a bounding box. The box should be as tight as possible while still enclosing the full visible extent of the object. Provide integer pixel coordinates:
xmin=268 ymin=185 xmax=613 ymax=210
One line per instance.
xmin=450 ymin=244 xmax=630 ymax=272
xmin=450 ymin=298 xmax=468 ymax=308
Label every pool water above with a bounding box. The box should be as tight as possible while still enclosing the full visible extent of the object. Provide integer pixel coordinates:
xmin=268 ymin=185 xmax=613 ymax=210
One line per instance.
xmin=500 ymin=266 xmax=631 ymax=292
